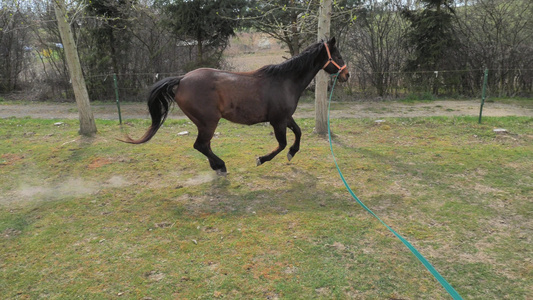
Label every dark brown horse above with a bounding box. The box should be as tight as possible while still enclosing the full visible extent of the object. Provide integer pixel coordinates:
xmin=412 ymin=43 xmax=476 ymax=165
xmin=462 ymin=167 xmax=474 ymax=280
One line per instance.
xmin=122 ymin=37 xmax=349 ymax=174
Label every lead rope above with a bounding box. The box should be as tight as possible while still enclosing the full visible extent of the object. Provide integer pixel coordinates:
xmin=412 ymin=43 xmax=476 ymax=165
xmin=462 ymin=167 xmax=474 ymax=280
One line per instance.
xmin=327 ymin=73 xmax=463 ymax=300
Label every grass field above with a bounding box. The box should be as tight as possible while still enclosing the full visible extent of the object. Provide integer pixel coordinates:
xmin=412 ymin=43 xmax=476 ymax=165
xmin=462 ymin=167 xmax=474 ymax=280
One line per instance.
xmin=1 ymin=115 xmax=532 ymax=299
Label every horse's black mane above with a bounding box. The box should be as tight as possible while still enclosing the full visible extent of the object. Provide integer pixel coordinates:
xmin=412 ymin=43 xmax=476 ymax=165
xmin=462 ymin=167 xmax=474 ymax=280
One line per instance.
xmin=255 ymin=41 xmax=325 ymax=77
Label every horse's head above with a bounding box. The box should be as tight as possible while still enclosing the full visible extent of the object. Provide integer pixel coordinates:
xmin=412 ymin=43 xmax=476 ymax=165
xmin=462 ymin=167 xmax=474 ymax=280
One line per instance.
xmin=322 ymin=37 xmax=350 ymax=82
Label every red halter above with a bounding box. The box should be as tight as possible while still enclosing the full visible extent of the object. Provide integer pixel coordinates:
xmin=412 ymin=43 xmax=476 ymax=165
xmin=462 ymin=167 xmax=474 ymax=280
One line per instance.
xmin=322 ymin=42 xmax=346 ymax=72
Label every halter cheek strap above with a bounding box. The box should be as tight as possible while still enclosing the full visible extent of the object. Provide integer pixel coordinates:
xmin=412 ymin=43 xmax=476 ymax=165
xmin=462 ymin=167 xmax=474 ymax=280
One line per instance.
xmin=322 ymin=42 xmax=346 ymax=73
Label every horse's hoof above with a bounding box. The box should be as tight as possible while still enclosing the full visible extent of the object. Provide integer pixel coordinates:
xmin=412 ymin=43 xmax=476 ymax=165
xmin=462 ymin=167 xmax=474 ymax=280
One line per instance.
xmin=287 ymin=153 xmax=293 ymax=161
xmin=256 ymin=157 xmax=263 ymax=166
xmin=216 ymin=169 xmax=227 ymax=176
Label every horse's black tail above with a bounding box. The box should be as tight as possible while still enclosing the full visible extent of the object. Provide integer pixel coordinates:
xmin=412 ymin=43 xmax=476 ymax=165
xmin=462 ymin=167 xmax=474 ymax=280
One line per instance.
xmin=121 ymin=76 xmax=183 ymax=144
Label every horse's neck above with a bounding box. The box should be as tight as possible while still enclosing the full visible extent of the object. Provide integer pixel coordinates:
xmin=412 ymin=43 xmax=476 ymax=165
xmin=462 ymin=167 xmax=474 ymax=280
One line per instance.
xmin=294 ymin=62 xmax=323 ymax=94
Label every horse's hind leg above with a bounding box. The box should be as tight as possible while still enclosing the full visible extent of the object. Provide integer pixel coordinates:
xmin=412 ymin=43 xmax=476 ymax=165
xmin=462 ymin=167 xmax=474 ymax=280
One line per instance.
xmin=194 ymin=124 xmax=227 ymax=175
xmin=257 ymin=121 xmax=287 ymax=166
xmin=287 ymin=117 xmax=301 ymax=161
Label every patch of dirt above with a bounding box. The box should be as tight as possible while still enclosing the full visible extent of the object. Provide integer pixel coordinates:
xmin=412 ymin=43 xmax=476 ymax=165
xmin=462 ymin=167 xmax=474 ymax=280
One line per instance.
xmin=0 ymin=154 xmax=24 ymax=166
xmin=144 ymin=271 xmax=165 ymax=282
xmin=0 ymin=175 xmax=132 ymax=206
xmin=17 ymin=178 xmax=97 ymax=199
xmin=0 ymin=100 xmax=531 ymax=120
xmin=2 ymin=228 xmax=22 ymax=238
xmin=328 ymin=241 xmax=347 ymax=251
xmin=321 ymin=100 xmax=532 ymax=119
xmin=88 ymin=157 xmax=113 ymax=169
xmin=315 ymin=287 xmax=331 ymax=296
xmin=106 ymin=175 xmax=129 ymax=188
xmin=184 ymin=172 xmax=218 ymax=186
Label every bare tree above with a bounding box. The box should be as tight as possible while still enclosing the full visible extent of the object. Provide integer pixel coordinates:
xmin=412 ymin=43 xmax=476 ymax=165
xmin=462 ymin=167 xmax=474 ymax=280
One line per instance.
xmin=250 ymin=0 xmax=358 ymax=57
xmin=0 ymin=0 xmax=33 ymax=92
xmin=347 ymin=1 xmax=407 ymax=97
xmin=455 ymin=0 xmax=533 ymax=96
xmin=250 ymin=0 xmax=318 ymax=56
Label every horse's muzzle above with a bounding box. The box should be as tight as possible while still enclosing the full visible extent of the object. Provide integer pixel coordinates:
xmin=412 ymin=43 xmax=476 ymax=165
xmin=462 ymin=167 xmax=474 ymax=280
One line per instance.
xmin=337 ymin=69 xmax=350 ymax=82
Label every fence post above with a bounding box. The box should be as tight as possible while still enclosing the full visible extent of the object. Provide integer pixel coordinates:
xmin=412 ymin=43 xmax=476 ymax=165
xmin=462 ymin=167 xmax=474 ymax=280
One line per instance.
xmin=478 ymin=69 xmax=488 ymax=124
xmin=113 ymin=73 xmax=122 ymax=124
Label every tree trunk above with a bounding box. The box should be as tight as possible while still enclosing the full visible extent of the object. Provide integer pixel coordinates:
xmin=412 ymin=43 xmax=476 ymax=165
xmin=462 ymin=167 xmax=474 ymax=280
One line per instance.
xmin=197 ymin=41 xmax=203 ymax=65
xmin=0 ymin=14 xmax=16 ymax=91
xmin=53 ymin=0 xmax=97 ymax=136
xmin=197 ymin=29 xmax=204 ymax=65
xmin=290 ymin=8 xmax=300 ymax=56
xmin=109 ymin=28 xmax=119 ymax=75
xmin=314 ymin=0 xmax=332 ymax=135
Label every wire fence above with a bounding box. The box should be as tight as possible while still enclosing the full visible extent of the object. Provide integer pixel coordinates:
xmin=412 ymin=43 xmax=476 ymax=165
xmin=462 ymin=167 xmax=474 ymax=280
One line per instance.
xmin=343 ymin=68 xmax=533 ymax=100
xmin=90 ymin=68 xmax=533 ymax=102
xmin=1 ymin=68 xmax=532 ymax=102
xmin=85 ymin=72 xmax=185 ymax=102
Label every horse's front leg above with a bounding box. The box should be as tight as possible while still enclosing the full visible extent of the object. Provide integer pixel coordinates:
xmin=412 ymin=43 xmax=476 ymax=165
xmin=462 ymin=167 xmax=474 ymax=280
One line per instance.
xmin=286 ymin=117 xmax=301 ymax=161
xmin=257 ymin=121 xmax=287 ymax=166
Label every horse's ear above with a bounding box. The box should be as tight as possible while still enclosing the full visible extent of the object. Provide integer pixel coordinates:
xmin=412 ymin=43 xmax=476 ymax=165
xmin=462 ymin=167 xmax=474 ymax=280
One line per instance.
xmin=328 ymin=37 xmax=336 ymax=47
